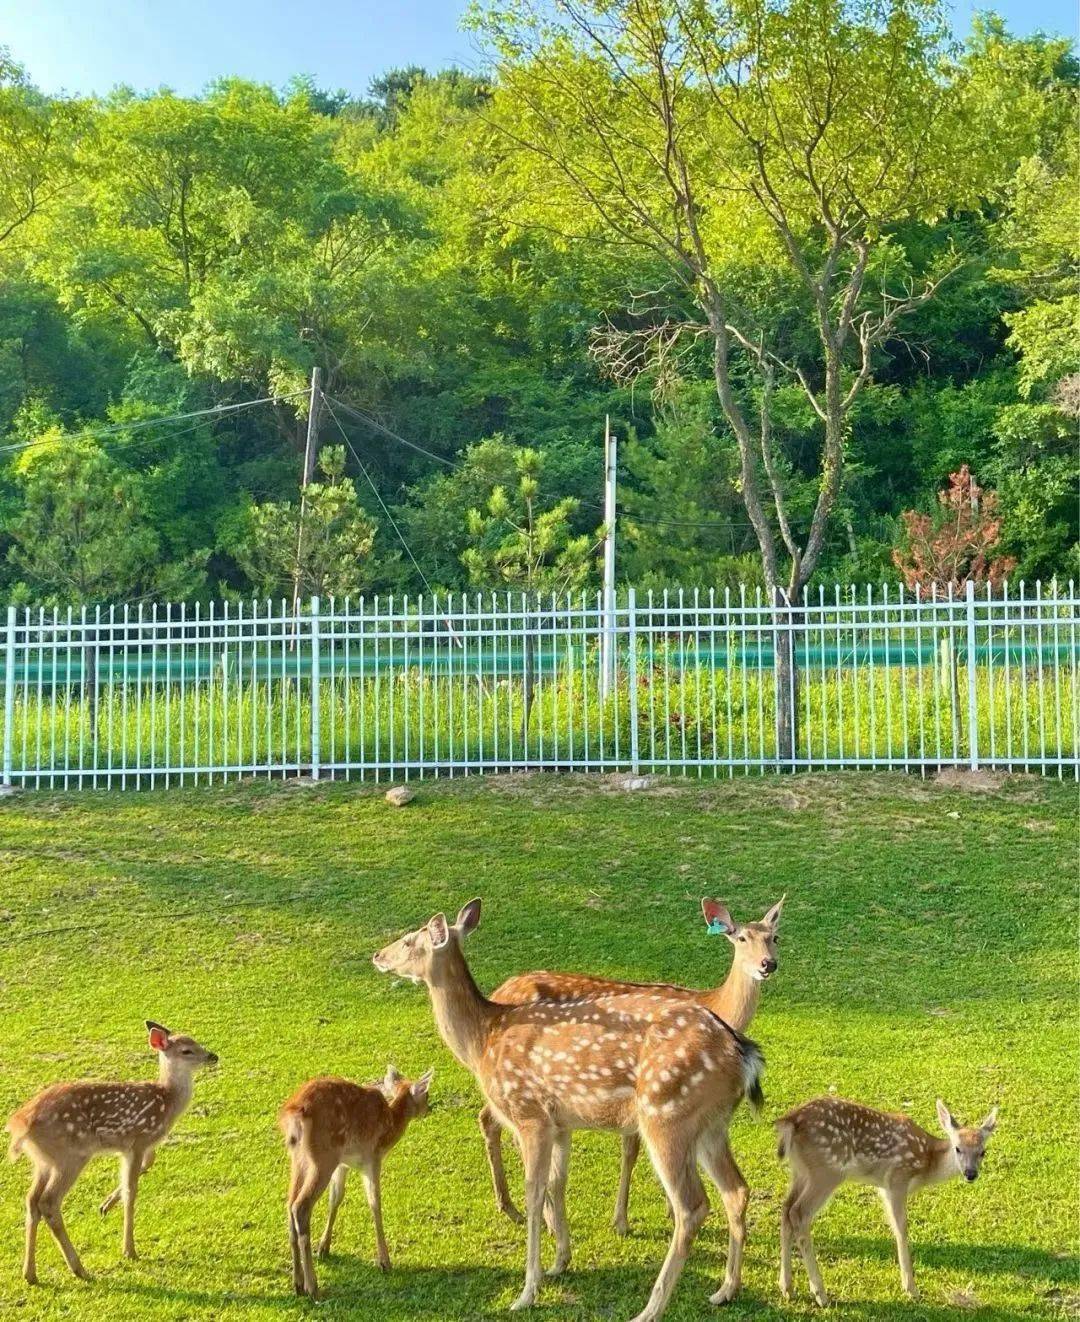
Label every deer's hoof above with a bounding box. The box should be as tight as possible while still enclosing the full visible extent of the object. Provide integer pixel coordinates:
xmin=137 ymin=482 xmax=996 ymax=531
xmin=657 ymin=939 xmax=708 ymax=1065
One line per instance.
xmin=904 ymin=1286 xmax=920 ymax=1302
xmin=612 ymin=1215 xmax=630 ymax=1237
xmin=23 ymin=1271 xmax=39 ymax=1287
xmin=500 ymin=1203 xmax=526 ymax=1226
xmin=709 ymin=1278 xmax=739 ymax=1306
xmin=316 ymin=1245 xmax=330 ymax=1261
xmin=510 ymin=1286 xmax=538 ymax=1311
xmin=546 ymin=1254 xmax=570 ymax=1278
xmin=378 ymin=1257 xmax=391 ymax=1274
xmin=811 ymin=1289 xmax=830 ymax=1308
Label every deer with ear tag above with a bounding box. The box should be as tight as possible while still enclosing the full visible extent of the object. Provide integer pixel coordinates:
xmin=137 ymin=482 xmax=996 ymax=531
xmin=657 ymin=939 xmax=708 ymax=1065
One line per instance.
xmin=279 ymin=1064 xmax=434 ymax=1298
xmin=776 ymin=1096 xmax=999 ymax=1304
xmin=482 ymin=895 xmax=784 ymax=1232
xmin=5 ymin=1021 xmax=218 ymax=1284
xmin=374 ymin=899 xmax=765 ymax=1322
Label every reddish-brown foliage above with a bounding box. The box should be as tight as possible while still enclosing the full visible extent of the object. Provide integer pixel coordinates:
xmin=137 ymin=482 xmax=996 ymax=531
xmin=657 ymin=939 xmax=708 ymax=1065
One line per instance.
xmin=892 ymin=466 xmax=1016 ymax=593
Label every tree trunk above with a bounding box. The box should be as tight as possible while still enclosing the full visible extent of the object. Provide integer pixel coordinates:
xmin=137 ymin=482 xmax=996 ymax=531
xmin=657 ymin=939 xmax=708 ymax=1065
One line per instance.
xmin=774 ymin=588 xmax=800 ymax=767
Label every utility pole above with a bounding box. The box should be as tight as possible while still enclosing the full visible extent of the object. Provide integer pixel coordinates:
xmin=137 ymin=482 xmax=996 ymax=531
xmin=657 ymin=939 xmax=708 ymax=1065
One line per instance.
xmin=601 ymin=414 xmax=617 ymax=701
xmin=292 ymin=366 xmax=322 ymax=614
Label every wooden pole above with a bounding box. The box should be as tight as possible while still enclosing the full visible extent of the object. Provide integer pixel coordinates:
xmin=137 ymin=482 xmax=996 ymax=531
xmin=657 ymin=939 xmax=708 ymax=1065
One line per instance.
xmin=292 ymin=366 xmax=322 ymax=615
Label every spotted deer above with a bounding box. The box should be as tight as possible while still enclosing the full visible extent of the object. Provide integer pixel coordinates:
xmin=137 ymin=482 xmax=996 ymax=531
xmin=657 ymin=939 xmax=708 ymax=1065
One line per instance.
xmin=373 ymin=899 xmax=765 ymax=1322
xmin=279 ymin=1064 xmax=434 ymax=1298
xmin=5 ymin=1021 xmax=217 ymax=1284
xmin=777 ymin=1097 xmax=999 ymax=1305
xmin=482 ymin=896 xmax=783 ymax=1232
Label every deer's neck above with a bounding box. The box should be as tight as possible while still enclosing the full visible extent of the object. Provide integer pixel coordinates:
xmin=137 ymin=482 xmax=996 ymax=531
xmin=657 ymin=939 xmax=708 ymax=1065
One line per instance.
xmin=158 ymin=1060 xmax=195 ymax=1118
xmin=704 ymin=961 xmax=760 ymax=1031
xmin=920 ymin=1138 xmax=958 ymax=1187
xmin=426 ymin=943 xmax=495 ymax=1073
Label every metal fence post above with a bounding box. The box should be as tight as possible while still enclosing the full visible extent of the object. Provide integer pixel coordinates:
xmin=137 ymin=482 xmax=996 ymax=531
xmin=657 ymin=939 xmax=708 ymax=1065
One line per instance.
xmin=966 ymin=579 xmax=979 ymax=770
xmin=2 ymin=606 xmax=15 ymax=788
xmin=310 ymin=596 xmax=321 ymax=781
xmin=627 ymin=588 xmax=639 ymax=774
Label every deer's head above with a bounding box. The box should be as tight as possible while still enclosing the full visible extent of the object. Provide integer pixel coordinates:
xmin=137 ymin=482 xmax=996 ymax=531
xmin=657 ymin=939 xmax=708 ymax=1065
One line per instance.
xmin=936 ymin=1099 xmax=998 ymax=1181
xmin=701 ymin=896 xmax=784 ymax=981
xmin=372 ymin=899 xmax=482 ymax=986
xmin=383 ymin=1064 xmax=435 ymax=1120
xmin=145 ymin=1021 xmax=218 ymax=1071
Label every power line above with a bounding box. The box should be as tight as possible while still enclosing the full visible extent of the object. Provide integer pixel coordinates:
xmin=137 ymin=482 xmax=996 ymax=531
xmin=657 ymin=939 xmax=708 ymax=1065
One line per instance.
xmin=0 ymin=391 xmax=309 ymax=458
xmin=321 ymin=394 xmax=451 ymax=613
xmin=323 ymin=395 xmax=460 ymax=470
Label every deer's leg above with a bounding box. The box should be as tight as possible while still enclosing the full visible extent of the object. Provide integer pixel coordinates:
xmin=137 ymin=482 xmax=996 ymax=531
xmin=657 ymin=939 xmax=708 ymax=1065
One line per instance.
xmin=289 ymin=1161 xmax=335 ymax=1298
xmin=101 ymin=1147 xmax=155 ymax=1217
xmin=317 ymin=1165 xmax=347 ymax=1259
xmin=40 ymin=1158 xmax=90 ymax=1281
xmin=789 ymin=1174 xmax=840 ymax=1307
xmin=613 ymin=1131 xmax=640 ymax=1236
xmin=23 ymin=1164 xmax=49 ymax=1285
xmin=361 ymin=1160 xmax=391 ymax=1272
xmin=510 ymin=1123 xmax=554 ymax=1312
xmin=120 ymin=1149 xmax=141 ymax=1259
xmin=699 ymin=1132 xmax=749 ymax=1306
xmin=779 ymin=1176 xmax=806 ymax=1299
xmin=545 ymin=1132 xmax=572 ymax=1277
xmin=480 ymin=1103 xmax=524 ymax=1225
xmin=880 ymin=1183 xmax=917 ymax=1299
xmin=630 ymin=1122 xmax=708 ymax=1322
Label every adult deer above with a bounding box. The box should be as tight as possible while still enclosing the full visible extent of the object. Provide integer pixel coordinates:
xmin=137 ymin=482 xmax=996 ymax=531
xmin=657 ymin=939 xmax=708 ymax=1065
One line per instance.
xmin=483 ymin=896 xmax=783 ymax=1232
xmin=777 ymin=1097 xmax=998 ymax=1304
xmin=373 ymin=899 xmax=764 ymax=1321
xmin=5 ymin=1021 xmax=217 ymax=1284
xmin=280 ymin=1064 xmax=434 ymax=1298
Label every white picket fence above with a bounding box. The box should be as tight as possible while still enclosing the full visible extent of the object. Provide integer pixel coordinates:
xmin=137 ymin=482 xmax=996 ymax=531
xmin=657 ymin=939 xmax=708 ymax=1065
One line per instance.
xmin=1 ymin=581 xmax=1077 ymax=791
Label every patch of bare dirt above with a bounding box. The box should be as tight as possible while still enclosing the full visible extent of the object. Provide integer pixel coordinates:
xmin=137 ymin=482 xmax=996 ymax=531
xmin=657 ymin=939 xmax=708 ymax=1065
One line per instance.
xmin=934 ymin=767 xmax=1010 ymax=792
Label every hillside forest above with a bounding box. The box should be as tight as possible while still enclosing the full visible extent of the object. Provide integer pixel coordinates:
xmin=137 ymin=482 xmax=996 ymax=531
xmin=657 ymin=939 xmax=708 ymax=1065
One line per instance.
xmin=0 ymin=0 xmax=1076 ymax=608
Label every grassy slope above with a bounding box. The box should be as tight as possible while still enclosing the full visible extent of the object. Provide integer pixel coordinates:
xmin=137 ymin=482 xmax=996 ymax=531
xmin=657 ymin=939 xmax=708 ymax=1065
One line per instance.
xmin=0 ymin=772 xmax=1075 ymax=1321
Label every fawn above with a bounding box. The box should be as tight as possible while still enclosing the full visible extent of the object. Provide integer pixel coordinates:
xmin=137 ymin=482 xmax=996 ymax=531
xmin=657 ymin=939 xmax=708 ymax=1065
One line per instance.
xmin=483 ymin=896 xmax=783 ymax=1232
xmin=373 ymin=899 xmax=765 ymax=1322
xmin=777 ymin=1096 xmax=999 ymax=1305
xmin=5 ymin=1020 xmax=217 ymax=1284
xmin=279 ymin=1064 xmax=434 ymax=1298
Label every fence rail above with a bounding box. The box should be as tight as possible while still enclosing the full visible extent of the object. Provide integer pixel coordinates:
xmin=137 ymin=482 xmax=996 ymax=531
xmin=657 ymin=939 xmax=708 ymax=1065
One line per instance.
xmin=2 ymin=582 xmax=1077 ymax=790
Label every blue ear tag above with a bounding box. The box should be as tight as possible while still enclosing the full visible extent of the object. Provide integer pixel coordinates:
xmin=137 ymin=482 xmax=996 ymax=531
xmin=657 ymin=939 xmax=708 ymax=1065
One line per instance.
xmin=706 ymin=919 xmax=728 ymax=936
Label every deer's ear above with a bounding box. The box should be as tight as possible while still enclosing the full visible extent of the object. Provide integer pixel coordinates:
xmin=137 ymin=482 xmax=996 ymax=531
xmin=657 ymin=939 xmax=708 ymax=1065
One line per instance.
xmin=979 ymin=1105 xmax=998 ymax=1135
xmin=455 ymin=898 xmax=482 ymax=937
xmin=701 ymin=899 xmax=735 ymax=934
xmin=763 ymin=895 xmax=786 ymax=929
xmin=427 ymin=913 xmax=450 ymax=948
xmin=412 ymin=1068 xmax=434 ymax=1100
xmin=936 ymin=1098 xmax=958 ymax=1133
xmin=383 ymin=1064 xmax=401 ymax=1092
xmin=146 ymin=1021 xmax=170 ymax=1051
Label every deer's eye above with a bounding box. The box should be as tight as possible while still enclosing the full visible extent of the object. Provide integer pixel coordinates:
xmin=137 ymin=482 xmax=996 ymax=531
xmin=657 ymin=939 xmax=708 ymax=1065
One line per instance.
xmin=955 ymin=1146 xmax=962 ymax=1155
xmin=182 ymin=1048 xmax=194 ymax=1055
xmin=737 ymin=935 xmax=746 ymax=943
xmin=774 ymin=937 xmax=781 ymax=945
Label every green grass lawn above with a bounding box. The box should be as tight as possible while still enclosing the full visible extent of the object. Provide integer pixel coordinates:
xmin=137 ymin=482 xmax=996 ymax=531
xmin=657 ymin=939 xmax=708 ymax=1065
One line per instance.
xmin=0 ymin=771 xmax=1075 ymax=1320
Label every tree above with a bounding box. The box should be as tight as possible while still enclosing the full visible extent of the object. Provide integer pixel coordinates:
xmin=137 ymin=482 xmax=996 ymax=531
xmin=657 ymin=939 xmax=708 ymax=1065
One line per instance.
xmin=462 ymin=445 xmax=600 ymax=732
xmin=0 ymin=51 xmax=83 ymax=251
xmin=6 ymin=440 xmax=203 ymax=604
xmin=232 ymin=445 xmax=378 ymax=600
xmin=893 ymin=465 xmax=1015 ymax=593
xmin=476 ymin=0 xmax=1040 ymax=752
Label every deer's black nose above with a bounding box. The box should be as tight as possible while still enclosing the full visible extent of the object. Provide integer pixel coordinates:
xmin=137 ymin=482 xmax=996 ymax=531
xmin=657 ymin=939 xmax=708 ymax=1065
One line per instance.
xmin=762 ymin=959 xmax=777 ymax=974
xmin=964 ymin=1170 xmax=977 ymax=1182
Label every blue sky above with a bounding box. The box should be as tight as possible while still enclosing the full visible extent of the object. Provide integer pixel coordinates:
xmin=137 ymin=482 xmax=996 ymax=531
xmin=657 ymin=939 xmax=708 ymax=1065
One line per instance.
xmin=2 ymin=0 xmax=1075 ymax=98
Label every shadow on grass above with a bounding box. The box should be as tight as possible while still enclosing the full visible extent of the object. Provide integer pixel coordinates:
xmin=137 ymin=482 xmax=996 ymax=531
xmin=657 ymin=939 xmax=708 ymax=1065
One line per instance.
xmin=825 ymin=1233 xmax=1076 ymax=1283
xmin=58 ymin=1242 xmax=1075 ymax=1320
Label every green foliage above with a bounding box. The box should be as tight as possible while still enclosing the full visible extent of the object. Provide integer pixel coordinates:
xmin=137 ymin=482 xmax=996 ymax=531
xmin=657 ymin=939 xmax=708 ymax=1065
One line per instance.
xmin=6 ymin=440 xmax=206 ymax=605
xmin=461 ymin=446 xmax=599 ymax=593
xmin=232 ymin=446 xmax=378 ymax=600
xmin=0 ymin=23 xmax=1075 ymax=605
